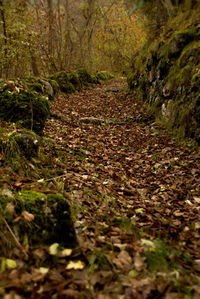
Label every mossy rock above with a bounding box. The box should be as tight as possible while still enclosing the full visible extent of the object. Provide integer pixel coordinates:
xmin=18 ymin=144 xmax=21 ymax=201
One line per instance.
xmin=0 ymin=129 xmax=40 ymax=162
xmin=0 ymin=82 xmax=50 ymax=135
xmin=127 ymin=72 xmax=139 ymax=89
xmin=96 ymin=71 xmax=114 ymax=81
xmin=159 ymin=28 xmax=199 ymax=59
xmin=22 ymin=77 xmax=58 ymax=100
xmin=67 ymin=72 xmax=82 ymax=91
xmin=76 ymin=68 xmax=94 ymax=86
xmin=47 ymin=79 xmax=60 ymax=96
xmin=24 ymin=82 xmax=43 ymax=93
xmin=49 ymin=71 xmax=75 ymax=94
xmin=0 ymin=190 xmax=78 ymax=254
xmin=91 ymin=74 xmax=101 ymax=84
xmin=178 ymin=40 xmax=200 ymax=68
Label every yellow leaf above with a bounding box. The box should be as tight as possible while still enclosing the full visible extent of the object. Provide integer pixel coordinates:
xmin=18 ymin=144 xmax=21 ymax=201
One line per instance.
xmin=66 ymin=260 xmax=84 ymax=270
xmin=6 ymin=259 xmax=17 ymax=269
xmin=60 ymin=249 xmax=72 ymax=257
xmin=39 ymin=267 xmax=49 ymax=274
xmin=49 ymin=243 xmax=59 ymax=255
xmin=135 ymin=208 xmax=144 ymax=214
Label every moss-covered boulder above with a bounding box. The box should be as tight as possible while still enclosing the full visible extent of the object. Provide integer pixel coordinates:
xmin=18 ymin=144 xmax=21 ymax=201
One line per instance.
xmin=128 ymin=9 xmax=200 ymax=143
xmin=49 ymin=71 xmax=75 ymax=94
xmin=0 ymin=129 xmax=40 ymax=162
xmin=76 ymin=68 xmax=95 ymax=86
xmin=22 ymin=77 xmax=59 ymax=100
xmin=96 ymin=71 xmax=114 ymax=81
xmin=46 ymin=79 xmax=60 ymax=97
xmin=11 ymin=131 xmax=40 ymax=159
xmin=67 ymin=72 xmax=82 ymax=91
xmin=0 ymin=190 xmax=78 ymax=255
xmin=0 ymin=80 xmax=50 ymax=135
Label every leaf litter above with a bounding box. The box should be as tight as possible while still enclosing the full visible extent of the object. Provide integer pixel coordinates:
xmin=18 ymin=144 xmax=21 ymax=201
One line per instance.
xmin=0 ymin=78 xmax=200 ymax=298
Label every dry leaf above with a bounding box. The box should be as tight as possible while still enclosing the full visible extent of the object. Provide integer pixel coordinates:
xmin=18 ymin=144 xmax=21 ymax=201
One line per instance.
xmin=21 ymin=211 xmax=35 ymax=222
xmin=66 ymin=260 xmax=85 ymax=270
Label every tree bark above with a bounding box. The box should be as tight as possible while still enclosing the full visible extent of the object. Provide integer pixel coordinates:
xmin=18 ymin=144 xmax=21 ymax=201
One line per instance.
xmin=47 ymin=0 xmax=53 ymax=55
xmin=0 ymin=0 xmax=8 ymax=77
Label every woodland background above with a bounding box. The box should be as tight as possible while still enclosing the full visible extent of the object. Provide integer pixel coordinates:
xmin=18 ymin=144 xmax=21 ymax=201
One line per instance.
xmin=0 ymin=0 xmax=147 ymax=78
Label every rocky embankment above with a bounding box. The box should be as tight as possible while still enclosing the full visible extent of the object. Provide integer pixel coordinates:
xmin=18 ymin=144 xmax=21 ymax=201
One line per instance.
xmin=128 ymin=9 xmax=200 ymax=143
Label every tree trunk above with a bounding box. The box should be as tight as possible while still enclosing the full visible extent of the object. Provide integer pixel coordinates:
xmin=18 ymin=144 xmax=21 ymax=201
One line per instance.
xmin=47 ymin=0 xmax=53 ymax=56
xmin=64 ymin=0 xmax=73 ymax=69
xmin=30 ymin=50 xmax=40 ymax=77
xmin=0 ymin=0 xmax=8 ymax=78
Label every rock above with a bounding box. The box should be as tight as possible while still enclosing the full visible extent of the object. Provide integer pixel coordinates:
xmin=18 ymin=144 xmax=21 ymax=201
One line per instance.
xmin=68 ymin=72 xmax=82 ymax=91
xmin=163 ymin=82 xmax=173 ymax=97
xmin=127 ymin=15 xmax=200 ymax=143
xmin=96 ymin=71 xmax=114 ymax=81
xmin=0 ymin=82 xmax=50 ymax=135
xmin=0 ymin=129 xmax=40 ymax=161
xmin=168 ymin=29 xmax=198 ymax=58
xmin=0 ymin=190 xmax=78 ymax=256
xmin=76 ymin=68 xmax=94 ymax=86
xmin=79 ymin=117 xmax=105 ymax=125
xmin=39 ymin=79 xmax=54 ymax=100
xmin=50 ymin=71 xmax=76 ymax=94
xmin=12 ymin=131 xmax=40 ymax=159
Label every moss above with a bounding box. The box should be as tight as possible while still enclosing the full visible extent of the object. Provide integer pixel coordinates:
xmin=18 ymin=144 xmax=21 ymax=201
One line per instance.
xmin=47 ymin=79 xmax=60 ymax=95
xmin=50 ymin=71 xmax=75 ymax=94
xmin=128 ymin=5 xmax=200 ymax=142
xmin=96 ymin=71 xmax=114 ymax=81
xmin=91 ymin=74 xmax=100 ymax=84
xmin=0 ymin=83 xmax=50 ymax=135
xmin=178 ymin=40 xmax=200 ymax=68
xmin=127 ymin=72 xmax=139 ymax=89
xmin=23 ymin=82 xmax=43 ymax=93
xmin=0 ymin=129 xmax=40 ymax=173
xmin=0 ymin=190 xmax=78 ymax=251
xmin=67 ymin=72 xmax=82 ymax=91
xmin=165 ymin=64 xmax=193 ymax=91
xmin=76 ymin=68 xmax=94 ymax=86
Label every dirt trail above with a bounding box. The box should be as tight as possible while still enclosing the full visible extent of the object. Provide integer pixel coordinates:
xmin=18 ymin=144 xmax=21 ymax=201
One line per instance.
xmin=44 ymin=78 xmax=200 ymax=297
xmin=1 ymin=78 xmax=199 ymax=298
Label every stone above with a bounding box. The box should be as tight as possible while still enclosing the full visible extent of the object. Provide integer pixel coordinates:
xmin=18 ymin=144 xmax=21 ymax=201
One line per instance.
xmin=13 ymin=131 xmax=40 ymax=159
xmin=39 ymin=79 xmax=54 ymax=100
xmin=0 ymin=82 xmax=50 ymax=135
xmin=0 ymin=191 xmax=78 ymax=256
xmin=79 ymin=117 xmax=104 ymax=125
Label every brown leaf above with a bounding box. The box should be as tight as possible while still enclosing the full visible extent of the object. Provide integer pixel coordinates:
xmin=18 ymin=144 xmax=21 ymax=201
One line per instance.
xmin=134 ymin=253 xmax=145 ymax=271
xmin=113 ymin=250 xmax=132 ymax=271
xmin=21 ymin=211 xmax=35 ymax=222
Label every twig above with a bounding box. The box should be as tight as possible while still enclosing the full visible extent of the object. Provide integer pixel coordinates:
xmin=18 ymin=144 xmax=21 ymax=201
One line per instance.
xmin=2 ymin=217 xmax=28 ymax=258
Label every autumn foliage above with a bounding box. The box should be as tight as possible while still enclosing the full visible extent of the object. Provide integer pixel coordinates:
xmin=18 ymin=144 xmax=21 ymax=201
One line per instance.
xmin=0 ymin=0 xmax=146 ymax=78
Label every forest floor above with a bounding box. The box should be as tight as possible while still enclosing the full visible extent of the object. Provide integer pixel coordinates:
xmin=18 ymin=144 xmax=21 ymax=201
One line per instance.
xmin=0 ymin=78 xmax=200 ymax=298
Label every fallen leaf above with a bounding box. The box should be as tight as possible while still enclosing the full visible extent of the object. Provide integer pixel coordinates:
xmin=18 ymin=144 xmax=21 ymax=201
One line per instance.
xmin=66 ymin=260 xmax=85 ymax=270
xmin=134 ymin=253 xmax=144 ymax=271
xmin=49 ymin=243 xmax=59 ymax=255
xmin=113 ymin=250 xmax=132 ymax=271
xmin=21 ymin=210 xmax=35 ymax=222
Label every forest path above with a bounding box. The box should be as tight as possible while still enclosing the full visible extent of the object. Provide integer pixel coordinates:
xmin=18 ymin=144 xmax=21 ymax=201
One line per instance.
xmin=43 ymin=78 xmax=200 ymax=298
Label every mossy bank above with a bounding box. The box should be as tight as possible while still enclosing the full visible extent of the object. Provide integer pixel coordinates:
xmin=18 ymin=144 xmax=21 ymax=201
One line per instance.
xmin=127 ymin=8 xmax=200 ymax=143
